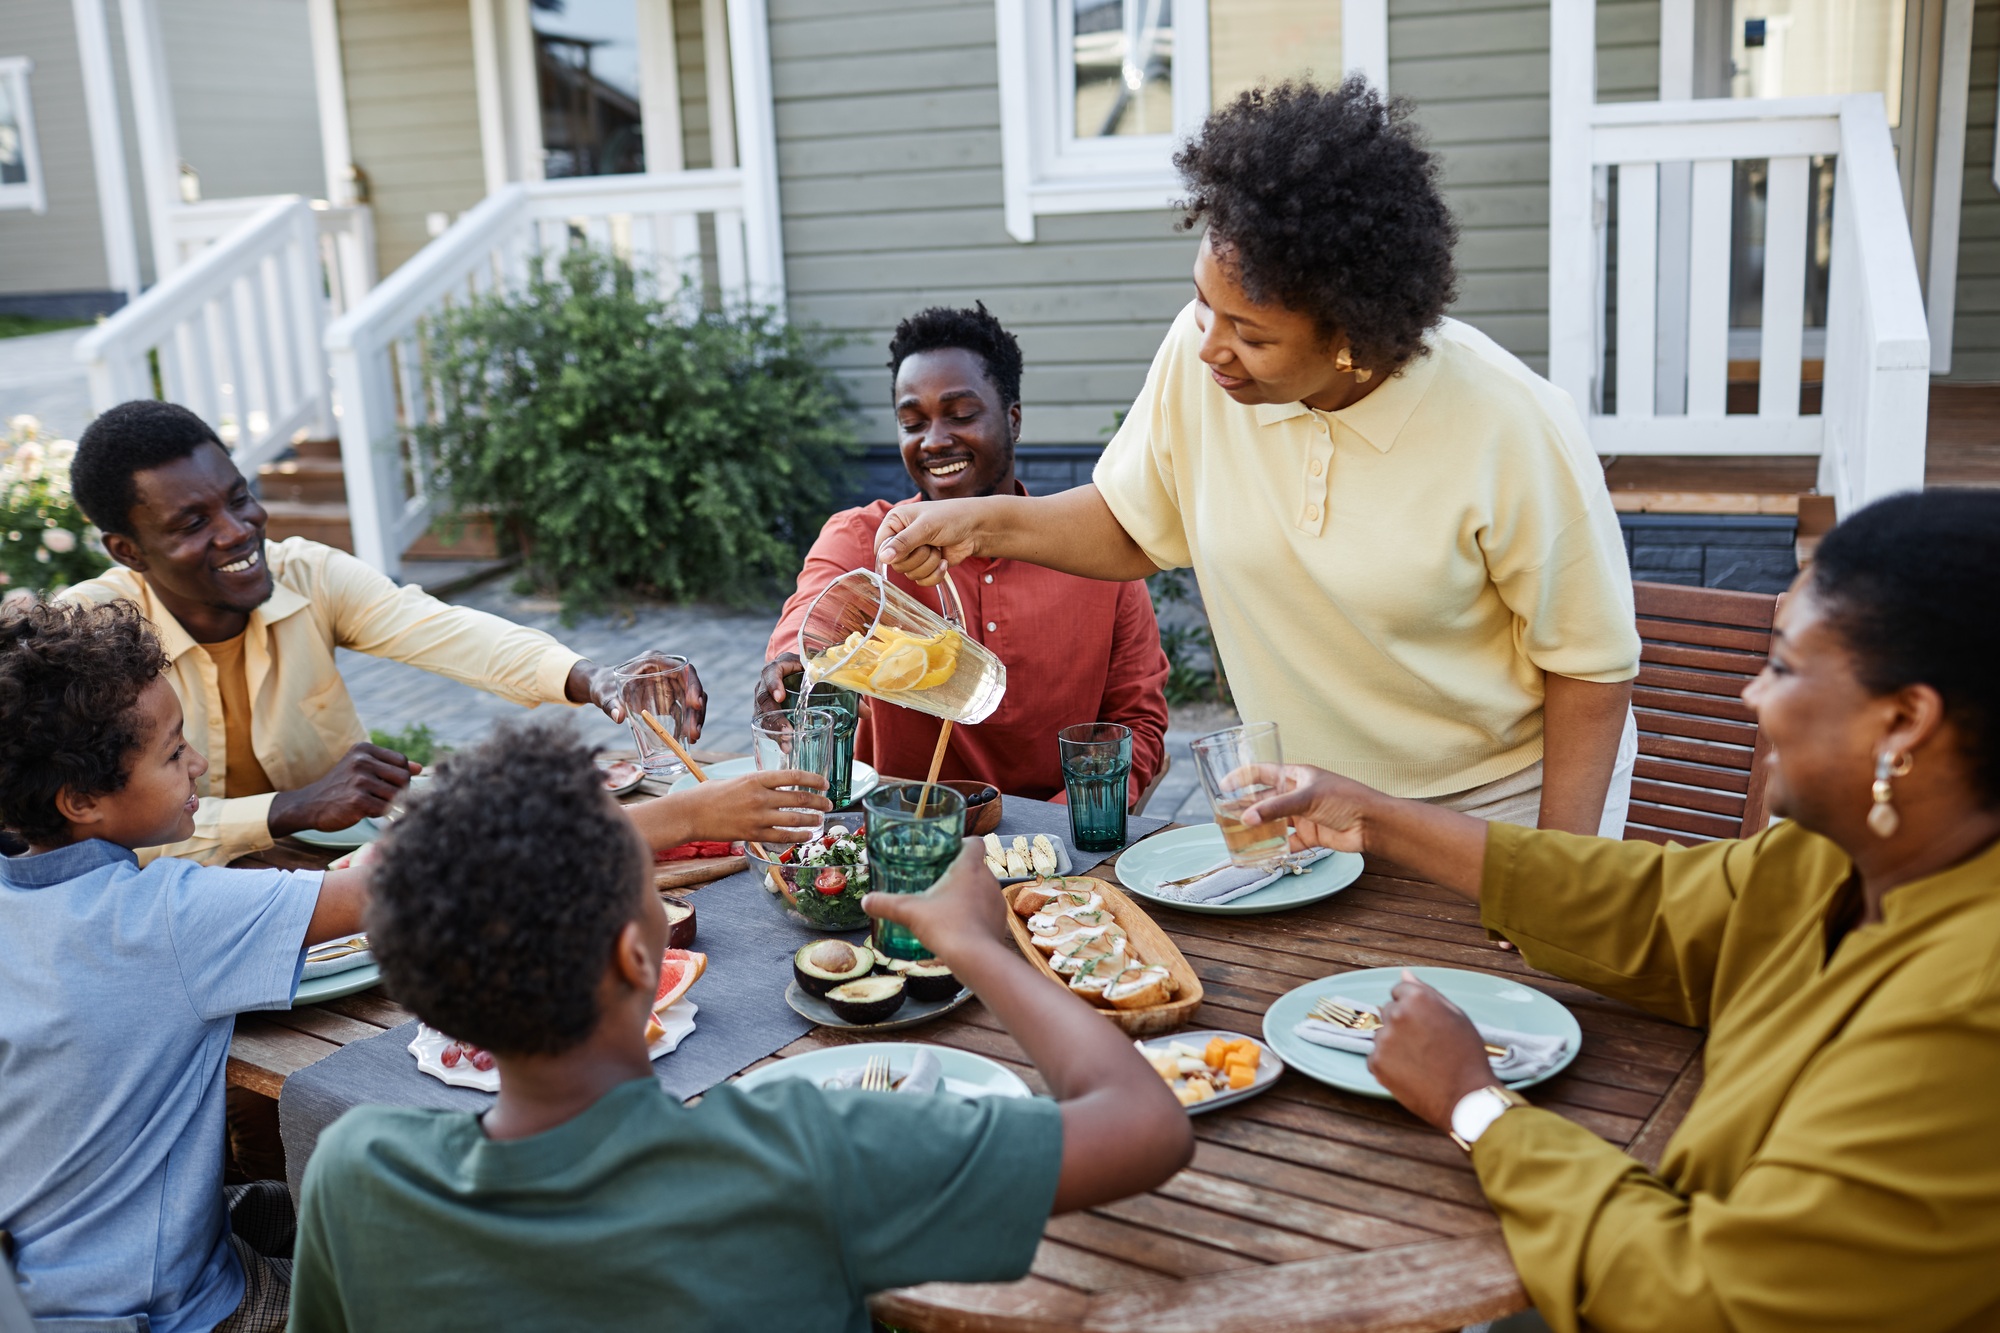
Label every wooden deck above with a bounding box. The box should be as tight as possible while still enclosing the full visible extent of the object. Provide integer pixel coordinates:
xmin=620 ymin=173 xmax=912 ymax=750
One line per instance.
xmin=1600 ymin=382 xmax=2000 ymax=513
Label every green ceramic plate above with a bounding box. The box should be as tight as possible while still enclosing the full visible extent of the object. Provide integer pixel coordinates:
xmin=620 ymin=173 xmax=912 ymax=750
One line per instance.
xmin=293 ymin=963 xmax=381 ymax=1007
xmin=1262 ymin=966 xmax=1582 ymax=1099
xmin=1118 ymin=824 xmax=1363 ymax=915
xmin=668 ymin=756 xmax=880 ymax=808
xmin=732 ymin=1041 xmax=1032 ymax=1100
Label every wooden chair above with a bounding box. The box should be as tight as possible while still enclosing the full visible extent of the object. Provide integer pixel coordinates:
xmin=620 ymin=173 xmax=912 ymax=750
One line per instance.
xmin=1130 ymin=753 xmax=1172 ymax=816
xmin=1625 ymin=581 xmax=1779 ymax=845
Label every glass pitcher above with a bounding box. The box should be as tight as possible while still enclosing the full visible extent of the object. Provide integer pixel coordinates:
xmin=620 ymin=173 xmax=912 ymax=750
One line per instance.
xmin=796 ymin=566 xmax=1006 ymax=724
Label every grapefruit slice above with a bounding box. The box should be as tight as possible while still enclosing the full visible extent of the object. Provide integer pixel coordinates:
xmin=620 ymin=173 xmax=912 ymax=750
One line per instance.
xmin=653 ymin=947 xmax=708 ymax=1013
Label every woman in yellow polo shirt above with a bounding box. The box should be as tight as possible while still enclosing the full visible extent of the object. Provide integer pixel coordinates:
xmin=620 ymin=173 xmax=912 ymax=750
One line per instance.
xmin=1237 ymin=490 xmax=2000 ymax=1330
xmin=879 ymin=78 xmax=1639 ymax=835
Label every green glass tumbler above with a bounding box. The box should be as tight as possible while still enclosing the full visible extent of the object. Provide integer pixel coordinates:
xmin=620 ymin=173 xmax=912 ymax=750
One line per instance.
xmin=863 ymin=782 xmax=966 ymax=962
xmin=1059 ymin=722 xmax=1133 ymax=852
xmin=785 ymin=669 xmax=861 ymax=807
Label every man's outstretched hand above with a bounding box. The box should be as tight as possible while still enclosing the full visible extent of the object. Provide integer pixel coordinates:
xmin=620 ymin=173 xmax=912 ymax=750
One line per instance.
xmin=573 ymin=654 xmax=708 ymax=741
xmin=269 ymin=743 xmax=422 ymax=838
xmin=754 ymin=654 xmax=805 ymax=716
xmin=861 ymin=839 xmax=1011 ymax=968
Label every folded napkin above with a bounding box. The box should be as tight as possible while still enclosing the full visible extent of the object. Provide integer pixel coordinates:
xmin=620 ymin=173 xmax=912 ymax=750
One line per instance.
xmin=302 ymin=934 xmax=373 ymax=980
xmin=1292 ymin=994 xmax=1570 ymax=1082
xmin=1153 ymin=848 xmax=1333 ymax=905
xmin=822 ymin=1048 xmax=943 ymax=1095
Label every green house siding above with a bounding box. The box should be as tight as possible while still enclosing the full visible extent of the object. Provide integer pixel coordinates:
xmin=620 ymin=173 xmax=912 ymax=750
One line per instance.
xmin=1948 ymin=0 xmax=2000 ymax=381
xmin=1389 ymin=0 xmax=1658 ymax=376
xmin=767 ymin=0 xmax=1194 ymax=453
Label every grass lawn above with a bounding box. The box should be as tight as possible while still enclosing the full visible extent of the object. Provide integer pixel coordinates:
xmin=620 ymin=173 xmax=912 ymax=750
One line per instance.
xmin=0 ymin=313 xmax=95 ymax=339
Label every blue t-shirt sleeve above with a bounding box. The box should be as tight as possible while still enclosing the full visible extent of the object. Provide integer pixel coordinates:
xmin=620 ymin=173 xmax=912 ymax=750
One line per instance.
xmin=810 ymin=1088 xmax=1064 ymax=1293
xmin=161 ymin=862 xmax=324 ymax=1020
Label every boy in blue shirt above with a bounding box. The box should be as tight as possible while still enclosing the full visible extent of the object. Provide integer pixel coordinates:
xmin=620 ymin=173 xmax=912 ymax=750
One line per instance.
xmin=0 ymin=600 xmax=377 ymax=1331
xmin=289 ymin=721 xmax=1194 ymax=1331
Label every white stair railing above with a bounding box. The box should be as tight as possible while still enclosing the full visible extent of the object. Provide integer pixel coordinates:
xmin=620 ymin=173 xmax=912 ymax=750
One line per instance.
xmin=1550 ymin=1 xmax=1929 ymax=514
xmin=169 ymin=196 xmax=379 ymax=320
xmin=74 ymin=195 xmax=337 ymax=475
xmin=325 ymin=168 xmax=756 ymax=577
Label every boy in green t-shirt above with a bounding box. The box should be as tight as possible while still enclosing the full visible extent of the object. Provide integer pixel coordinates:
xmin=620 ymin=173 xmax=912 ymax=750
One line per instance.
xmin=288 ymin=721 xmax=1192 ymax=1332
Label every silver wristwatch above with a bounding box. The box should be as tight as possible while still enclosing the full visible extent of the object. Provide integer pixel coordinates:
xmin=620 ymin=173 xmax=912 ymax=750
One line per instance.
xmin=1449 ymin=1085 xmax=1528 ymax=1151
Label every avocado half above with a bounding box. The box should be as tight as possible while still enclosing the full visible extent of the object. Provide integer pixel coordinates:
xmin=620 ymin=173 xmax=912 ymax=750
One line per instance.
xmin=824 ymin=974 xmax=906 ymax=1025
xmin=901 ymin=961 xmax=962 ymax=1002
xmin=793 ymin=939 xmax=874 ymax=997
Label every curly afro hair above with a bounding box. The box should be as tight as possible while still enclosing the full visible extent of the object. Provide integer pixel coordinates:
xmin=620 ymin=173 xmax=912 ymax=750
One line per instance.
xmin=71 ymin=400 xmax=225 ymax=538
xmin=887 ymin=301 xmax=1025 ymax=407
xmin=365 ymin=719 xmax=650 ymax=1056
xmin=1809 ymin=489 xmax=2000 ymax=807
xmin=0 ymin=600 xmax=171 ymax=846
xmin=1174 ymin=76 xmax=1459 ymax=372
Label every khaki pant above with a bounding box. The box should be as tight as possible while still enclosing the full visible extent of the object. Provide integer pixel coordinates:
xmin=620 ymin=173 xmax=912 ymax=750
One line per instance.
xmin=1428 ymin=710 xmax=1638 ymax=837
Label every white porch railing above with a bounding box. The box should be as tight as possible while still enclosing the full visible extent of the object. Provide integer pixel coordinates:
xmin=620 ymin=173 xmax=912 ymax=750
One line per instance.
xmin=74 ymin=195 xmax=343 ymax=476
xmin=325 ymin=169 xmax=760 ymax=577
xmin=1551 ymin=4 xmax=1930 ymax=514
xmin=168 ymin=196 xmax=378 ymax=319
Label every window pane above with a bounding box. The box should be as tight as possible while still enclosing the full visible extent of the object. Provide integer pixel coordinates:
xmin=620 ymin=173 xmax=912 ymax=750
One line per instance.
xmin=0 ymin=76 xmax=26 ymax=187
xmin=1731 ymin=0 xmax=1905 ymax=127
xmin=1073 ymin=0 xmax=1175 ymax=139
xmin=534 ymin=0 xmax=645 ymax=177
xmin=1208 ymin=0 xmax=1343 ymax=109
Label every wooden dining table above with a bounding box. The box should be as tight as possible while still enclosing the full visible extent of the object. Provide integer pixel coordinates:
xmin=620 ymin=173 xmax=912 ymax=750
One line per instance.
xmin=230 ymin=820 xmax=1705 ymax=1333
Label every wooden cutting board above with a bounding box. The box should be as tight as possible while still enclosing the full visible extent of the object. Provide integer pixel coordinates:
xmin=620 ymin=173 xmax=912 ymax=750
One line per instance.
xmin=654 ymin=856 xmax=747 ymax=890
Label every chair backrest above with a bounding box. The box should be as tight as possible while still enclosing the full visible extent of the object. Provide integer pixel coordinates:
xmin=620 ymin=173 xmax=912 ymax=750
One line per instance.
xmin=1626 ymin=581 xmax=1779 ymax=845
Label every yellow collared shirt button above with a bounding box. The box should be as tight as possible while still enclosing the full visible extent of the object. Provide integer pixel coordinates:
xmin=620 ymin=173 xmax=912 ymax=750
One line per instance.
xmin=1310 ymin=459 xmax=1324 ymax=477
xmin=1305 ymin=505 xmax=1320 ymax=523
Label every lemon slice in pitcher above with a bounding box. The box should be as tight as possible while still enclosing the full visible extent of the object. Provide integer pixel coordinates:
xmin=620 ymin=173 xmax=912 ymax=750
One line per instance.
xmin=869 ymin=641 xmax=930 ymax=692
xmin=914 ymin=630 xmax=960 ymax=691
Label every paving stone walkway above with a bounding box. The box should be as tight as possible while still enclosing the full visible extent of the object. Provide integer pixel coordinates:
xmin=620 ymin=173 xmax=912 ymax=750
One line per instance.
xmin=0 ymin=330 xmax=94 ymax=443
xmin=342 ymin=569 xmax=1222 ymax=824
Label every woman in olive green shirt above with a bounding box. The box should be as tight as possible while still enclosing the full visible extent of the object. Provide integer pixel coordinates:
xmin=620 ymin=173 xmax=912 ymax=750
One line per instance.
xmin=1244 ymin=489 xmax=2000 ymax=1332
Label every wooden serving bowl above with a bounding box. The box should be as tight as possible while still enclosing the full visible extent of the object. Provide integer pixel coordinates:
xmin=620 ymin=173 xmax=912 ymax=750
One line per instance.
xmin=1001 ymin=876 xmax=1203 ymax=1036
xmin=942 ymin=781 xmax=1004 ymax=837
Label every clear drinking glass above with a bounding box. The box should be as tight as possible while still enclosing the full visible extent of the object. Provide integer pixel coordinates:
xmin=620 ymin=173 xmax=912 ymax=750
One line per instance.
xmin=783 ymin=669 xmax=861 ymax=807
xmin=752 ymin=708 xmax=839 ymax=813
xmin=796 ymin=568 xmax=1005 ymax=724
xmin=1190 ymin=722 xmax=1290 ymax=870
xmin=863 ymin=782 xmax=967 ymax=962
xmin=1059 ymin=722 xmax=1133 ymax=852
xmin=616 ymin=655 xmax=694 ymax=780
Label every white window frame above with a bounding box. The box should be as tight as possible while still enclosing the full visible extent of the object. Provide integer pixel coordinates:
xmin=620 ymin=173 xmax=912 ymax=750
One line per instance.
xmin=0 ymin=56 xmax=49 ymax=213
xmin=995 ymin=0 xmax=1387 ymax=242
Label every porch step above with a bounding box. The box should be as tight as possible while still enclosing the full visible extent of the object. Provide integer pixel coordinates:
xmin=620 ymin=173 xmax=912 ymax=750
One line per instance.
xmin=292 ymin=437 xmax=343 ymax=461
xmin=262 ymin=500 xmax=353 ymax=552
xmin=258 ymin=456 xmax=348 ymax=505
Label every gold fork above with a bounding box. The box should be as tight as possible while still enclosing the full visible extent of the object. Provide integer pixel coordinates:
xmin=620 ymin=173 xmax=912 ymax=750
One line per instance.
xmin=1311 ymin=997 xmax=1509 ymax=1059
xmin=860 ymin=1054 xmax=894 ymax=1092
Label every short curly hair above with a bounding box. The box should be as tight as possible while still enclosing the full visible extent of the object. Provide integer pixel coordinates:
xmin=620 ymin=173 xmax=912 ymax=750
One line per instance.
xmin=366 ymin=719 xmax=649 ymax=1056
xmin=887 ymin=301 xmax=1025 ymax=407
xmin=1810 ymin=489 xmax=2000 ymax=807
xmin=1174 ymin=77 xmax=1459 ymax=372
xmin=0 ymin=600 xmax=171 ymax=845
xmin=71 ymin=400 xmax=225 ymax=538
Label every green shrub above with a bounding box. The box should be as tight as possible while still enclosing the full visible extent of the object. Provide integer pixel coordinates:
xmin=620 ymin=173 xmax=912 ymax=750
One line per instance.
xmin=2 ymin=415 xmax=111 ymax=597
xmin=369 ymin=724 xmax=444 ymax=767
xmin=1148 ymin=568 xmax=1231 ymax=708
xmin=416 ymin=247 xmax=857 ymax=614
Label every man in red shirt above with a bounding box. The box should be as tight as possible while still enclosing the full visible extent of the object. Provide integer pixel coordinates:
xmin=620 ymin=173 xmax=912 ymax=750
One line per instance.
xmin=759 ymin=304 xmax=1168 ymax=803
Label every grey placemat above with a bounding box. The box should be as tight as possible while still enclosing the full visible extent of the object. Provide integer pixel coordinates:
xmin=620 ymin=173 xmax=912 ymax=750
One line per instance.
xmin=277 ymin=796 xmax=1169 ymax=1196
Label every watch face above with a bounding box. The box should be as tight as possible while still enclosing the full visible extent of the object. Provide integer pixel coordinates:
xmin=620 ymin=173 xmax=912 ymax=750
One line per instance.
xmin=1450 ymin=1086 xmax=1513 ymax=1146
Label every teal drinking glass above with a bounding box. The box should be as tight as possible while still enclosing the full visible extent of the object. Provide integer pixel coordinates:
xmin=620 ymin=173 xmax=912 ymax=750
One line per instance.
xmin=784 ymin=669 xmax=861 ymax=806
xmin=1058 ymin=722 xmax=1133 ymax=852
xmin=863 ymin=782 xmax=966 ymax=962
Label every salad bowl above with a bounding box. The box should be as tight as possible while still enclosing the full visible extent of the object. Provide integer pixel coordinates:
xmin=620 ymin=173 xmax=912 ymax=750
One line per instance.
xmin=745 ymin=820 xmax=871 ymax=931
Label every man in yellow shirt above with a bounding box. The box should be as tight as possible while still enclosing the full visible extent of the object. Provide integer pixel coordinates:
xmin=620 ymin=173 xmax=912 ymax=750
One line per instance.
xmin=61 ymin=400 xmax=707 ymax=865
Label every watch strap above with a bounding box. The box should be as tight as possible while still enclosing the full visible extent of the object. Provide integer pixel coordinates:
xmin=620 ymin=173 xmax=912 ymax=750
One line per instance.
xmin=1449 ymin=1085 xmax=1529 ymax=1151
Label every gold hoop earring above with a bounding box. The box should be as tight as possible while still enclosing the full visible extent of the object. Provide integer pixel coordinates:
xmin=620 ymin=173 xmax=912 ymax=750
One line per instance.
xmin=1867 ymin=750 xmax=1914 ymax=838
xmin=1334 ymin=345 xmax=1372 ymax=384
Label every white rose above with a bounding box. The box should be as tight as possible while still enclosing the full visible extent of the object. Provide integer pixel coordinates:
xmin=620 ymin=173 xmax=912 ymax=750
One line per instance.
xmin=48 ymin=439 xmax=76 ymax=465
xmin=7 ymin=414 xmax=39 ymax=439
xmin=42 ymin=527 xmax=77 ymax=554
xmin=12 ymin=442 xmax=43 ymax=480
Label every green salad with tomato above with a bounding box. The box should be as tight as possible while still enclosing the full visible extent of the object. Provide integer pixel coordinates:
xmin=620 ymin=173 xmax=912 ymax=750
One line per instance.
xmin=779 ymin=821 xmax=871 ymax=929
